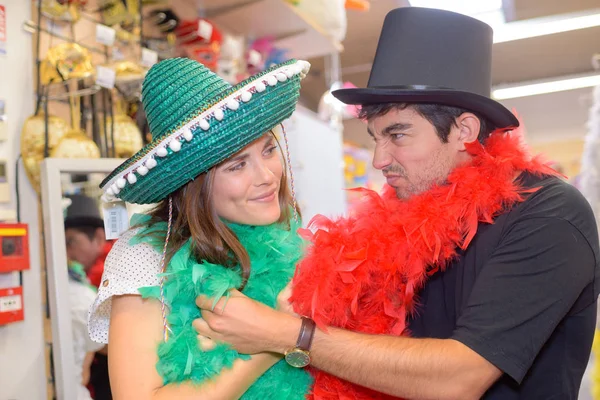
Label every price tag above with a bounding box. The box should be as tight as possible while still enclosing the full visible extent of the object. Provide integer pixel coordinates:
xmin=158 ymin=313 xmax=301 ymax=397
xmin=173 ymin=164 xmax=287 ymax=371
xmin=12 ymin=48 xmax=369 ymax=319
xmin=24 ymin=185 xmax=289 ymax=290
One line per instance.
xmin=102 ymin=201 xmax=129 ymax=240
xmin=141 ymin=48 xmax=158 ymax=67
xmin=95 ymin=65 xmax=116 ymax=89
xmin=47 ymin=19 xmax=64 ymax=36
xmin=111 ymin=47 xmax=125 ymax=60
xmin=0 ymin=99 xmax=7 ymax=141
xmin=96 ymin=24 xmax=116 ymax=46
xmin=197 ymin=19 xmax=213 ymax=41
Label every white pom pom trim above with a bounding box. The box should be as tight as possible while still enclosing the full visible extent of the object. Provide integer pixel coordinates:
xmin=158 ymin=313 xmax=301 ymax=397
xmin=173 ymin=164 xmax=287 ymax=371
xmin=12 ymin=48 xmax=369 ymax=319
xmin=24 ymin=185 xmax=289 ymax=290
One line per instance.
xmin=199 ymin=119 xmax=210 ymax=131
xmin=183 ymin=129 xmax=193 ymax=142
xmin=169 ymin=139 xmax=182 ymax=152
xmin=241 ymin=91 xmax=252 ymax=102
xmin=255 ymin=81 xmax=266 ymax=92
xmin=137 ymin=165 xmax=149 ymax=176
xmin=146 ymin=158 xmax=157 ymax=169
xmin=156 ymin=147 xmax=168 ymax=157
xmin=227 ymin=99 xmax=240 ymax=110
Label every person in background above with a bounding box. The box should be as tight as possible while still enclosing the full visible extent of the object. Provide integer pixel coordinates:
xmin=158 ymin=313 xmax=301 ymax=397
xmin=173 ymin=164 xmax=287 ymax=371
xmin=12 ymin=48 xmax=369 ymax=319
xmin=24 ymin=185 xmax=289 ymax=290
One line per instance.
xmin=64 ymin=194 xmax=112 ymax=399
xmin=67 ymin=258 xmax=104 ymax=400
xmin=65 ymin=194 xmax=114 ymax=289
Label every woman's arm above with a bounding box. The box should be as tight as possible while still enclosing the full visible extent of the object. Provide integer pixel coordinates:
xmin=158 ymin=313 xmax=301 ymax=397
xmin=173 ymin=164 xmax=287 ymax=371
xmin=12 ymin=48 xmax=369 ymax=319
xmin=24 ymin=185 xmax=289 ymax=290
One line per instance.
xmin=109 ymin=294 xmax=280 ymax=400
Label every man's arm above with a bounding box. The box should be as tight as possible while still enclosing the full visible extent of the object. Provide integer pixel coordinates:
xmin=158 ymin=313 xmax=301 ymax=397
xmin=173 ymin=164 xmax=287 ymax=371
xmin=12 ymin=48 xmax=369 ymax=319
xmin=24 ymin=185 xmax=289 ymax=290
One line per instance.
xmin=195 ymin=295 xmax=501 ymax=400
xmin=195 ymin=210 xmax=596 ymax=399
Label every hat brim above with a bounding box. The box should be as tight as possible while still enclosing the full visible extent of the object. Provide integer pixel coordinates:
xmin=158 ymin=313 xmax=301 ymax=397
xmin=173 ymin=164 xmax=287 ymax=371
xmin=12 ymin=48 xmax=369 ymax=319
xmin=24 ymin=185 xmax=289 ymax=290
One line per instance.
xmin=101 ymin=59 xmax=310 ymax=205
xmin=332 ymin=88 xmax=519 ymax=129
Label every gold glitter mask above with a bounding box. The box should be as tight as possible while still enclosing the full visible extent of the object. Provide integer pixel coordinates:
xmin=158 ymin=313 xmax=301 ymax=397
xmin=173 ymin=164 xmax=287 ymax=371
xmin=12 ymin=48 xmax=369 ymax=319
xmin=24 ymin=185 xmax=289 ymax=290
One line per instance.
xmin=40 ymin=43 xmax=94 ymax=85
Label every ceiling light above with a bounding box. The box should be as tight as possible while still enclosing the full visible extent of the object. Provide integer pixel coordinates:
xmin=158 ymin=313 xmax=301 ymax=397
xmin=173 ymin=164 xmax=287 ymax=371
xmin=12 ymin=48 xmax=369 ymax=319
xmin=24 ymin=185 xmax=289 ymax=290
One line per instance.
xmin=409 ymin=1 xmax=600 ymax=43
xmin=408 ymin=0 xmax=501 ymax=15
xmin=493 ymin=10 xmax=600 ymax=43
xmin=492 ymin=73 xmax=600 ymax=100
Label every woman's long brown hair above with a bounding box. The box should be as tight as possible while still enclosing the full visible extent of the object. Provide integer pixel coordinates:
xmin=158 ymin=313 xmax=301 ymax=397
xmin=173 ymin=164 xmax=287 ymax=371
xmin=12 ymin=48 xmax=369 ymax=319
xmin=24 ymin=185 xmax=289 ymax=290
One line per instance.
xmin=142 ymin=133 xmax=297 ymax=290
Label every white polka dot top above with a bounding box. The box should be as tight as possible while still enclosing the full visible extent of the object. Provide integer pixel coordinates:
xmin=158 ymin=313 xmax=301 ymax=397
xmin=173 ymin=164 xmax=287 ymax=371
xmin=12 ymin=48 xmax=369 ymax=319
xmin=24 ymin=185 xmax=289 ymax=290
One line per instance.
xmin=87 ymin=228 xmax=162 ymax=344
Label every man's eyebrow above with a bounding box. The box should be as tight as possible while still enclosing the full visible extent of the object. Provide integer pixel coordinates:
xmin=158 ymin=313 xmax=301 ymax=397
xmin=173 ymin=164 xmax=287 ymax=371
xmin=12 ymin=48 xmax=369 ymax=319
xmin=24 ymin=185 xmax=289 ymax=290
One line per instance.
xmin=382 ymin=123 xmax=412 ymax=135
xmin=367 ymin=123 xmax=413 ymax=137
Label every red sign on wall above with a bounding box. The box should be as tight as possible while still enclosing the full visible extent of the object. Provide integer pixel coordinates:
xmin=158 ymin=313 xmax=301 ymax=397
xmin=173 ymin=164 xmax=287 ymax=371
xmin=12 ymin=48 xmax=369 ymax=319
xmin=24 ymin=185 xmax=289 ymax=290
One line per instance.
xmin=0 ymin=5 xmax=6 ymax=55
xmin=0 ymin=5 xmax=6 ymax=43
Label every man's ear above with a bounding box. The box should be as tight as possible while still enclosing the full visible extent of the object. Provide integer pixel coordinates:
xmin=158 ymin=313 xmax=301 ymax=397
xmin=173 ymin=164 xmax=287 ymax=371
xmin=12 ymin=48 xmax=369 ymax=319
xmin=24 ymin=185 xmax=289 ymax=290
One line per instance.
xmin=94 ymin=227 xmax=106 ymax=244
xmin=454 ymin=113 xmax=480 ymax=150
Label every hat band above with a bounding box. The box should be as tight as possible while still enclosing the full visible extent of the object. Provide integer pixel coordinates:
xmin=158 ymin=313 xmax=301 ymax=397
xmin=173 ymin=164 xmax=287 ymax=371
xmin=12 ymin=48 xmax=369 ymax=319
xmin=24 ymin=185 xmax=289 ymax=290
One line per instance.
xmin=366 ymin=84 xmax=491 ymax=98
xmin=370 ymin=84 xmax=454 ymax=91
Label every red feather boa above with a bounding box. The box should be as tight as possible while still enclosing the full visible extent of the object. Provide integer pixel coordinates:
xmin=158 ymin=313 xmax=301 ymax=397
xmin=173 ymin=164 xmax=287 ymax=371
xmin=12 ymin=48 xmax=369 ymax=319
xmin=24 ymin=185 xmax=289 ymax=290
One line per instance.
xmin=290 ymin=129 xmax=559 ymax=399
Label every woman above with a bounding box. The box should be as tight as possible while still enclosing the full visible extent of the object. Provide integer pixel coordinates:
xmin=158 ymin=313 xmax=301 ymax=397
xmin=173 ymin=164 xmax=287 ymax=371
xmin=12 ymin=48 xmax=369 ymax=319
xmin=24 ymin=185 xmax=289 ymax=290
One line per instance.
xmin=88 ymin=57 xmax=312 ymax=399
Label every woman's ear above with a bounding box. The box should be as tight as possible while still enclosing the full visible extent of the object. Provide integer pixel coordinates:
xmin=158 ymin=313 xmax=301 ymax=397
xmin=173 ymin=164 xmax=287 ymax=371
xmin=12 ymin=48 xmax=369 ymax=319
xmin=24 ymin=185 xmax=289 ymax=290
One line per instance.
xmin=454 ymin=113 xmax=480 ymax=150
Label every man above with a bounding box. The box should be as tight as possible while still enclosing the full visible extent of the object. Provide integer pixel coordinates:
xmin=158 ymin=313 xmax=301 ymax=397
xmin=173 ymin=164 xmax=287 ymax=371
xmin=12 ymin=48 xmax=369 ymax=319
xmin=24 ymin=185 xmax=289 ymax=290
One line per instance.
xmin=193 ymin=7 xmax=600 ymax=399
xmin=66 ymin=259 xmax=104 ymax=400
xmin=64 ymin=194 xmax=113 ymax=400
xmin=65 ymin=194 xmax=113 ymax=288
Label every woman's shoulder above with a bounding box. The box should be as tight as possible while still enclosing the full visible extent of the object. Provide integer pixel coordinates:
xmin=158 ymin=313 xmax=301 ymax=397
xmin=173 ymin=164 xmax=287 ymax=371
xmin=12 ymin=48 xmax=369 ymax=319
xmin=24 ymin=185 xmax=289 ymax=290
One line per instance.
xmin=103 ymin=227 xmax=163 ymax=283
xmin=88 ymin=227 xmax=164 ymax=344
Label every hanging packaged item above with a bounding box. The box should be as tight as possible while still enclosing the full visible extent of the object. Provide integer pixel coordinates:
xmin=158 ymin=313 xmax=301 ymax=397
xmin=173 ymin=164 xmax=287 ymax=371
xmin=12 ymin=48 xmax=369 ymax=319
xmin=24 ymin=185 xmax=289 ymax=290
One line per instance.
xmin=21 ymin=114 xmax=70 ymax=193
xmin=39 ymin=43 xmax=95 ymax=86
xmin=290 ymin=0 xmax=347 ymax=42
xmin=175 ymin=18 xmax=223 ymax=72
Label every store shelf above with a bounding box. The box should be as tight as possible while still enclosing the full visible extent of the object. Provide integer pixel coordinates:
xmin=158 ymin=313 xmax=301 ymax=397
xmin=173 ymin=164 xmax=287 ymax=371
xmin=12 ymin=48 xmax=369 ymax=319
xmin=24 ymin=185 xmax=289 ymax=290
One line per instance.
xmin=206 ymin=0 xmax=344 ymax=60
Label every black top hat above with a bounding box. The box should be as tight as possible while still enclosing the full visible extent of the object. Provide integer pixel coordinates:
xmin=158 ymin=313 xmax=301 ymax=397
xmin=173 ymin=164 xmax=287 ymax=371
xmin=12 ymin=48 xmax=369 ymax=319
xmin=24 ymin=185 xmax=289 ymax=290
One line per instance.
xmin=333 ymin=7 xmax=518 ymax=129
xmin=64 ymin=194 xmax=104 ymax=230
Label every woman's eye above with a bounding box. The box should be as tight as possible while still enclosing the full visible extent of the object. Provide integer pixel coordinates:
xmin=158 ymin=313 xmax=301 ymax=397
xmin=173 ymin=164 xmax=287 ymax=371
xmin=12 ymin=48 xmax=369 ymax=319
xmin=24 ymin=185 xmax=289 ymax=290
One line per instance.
xmin=228 ymin=161 xmax=246 ymax=172
xmin=264 ymin=145 xmax=278 ymax=156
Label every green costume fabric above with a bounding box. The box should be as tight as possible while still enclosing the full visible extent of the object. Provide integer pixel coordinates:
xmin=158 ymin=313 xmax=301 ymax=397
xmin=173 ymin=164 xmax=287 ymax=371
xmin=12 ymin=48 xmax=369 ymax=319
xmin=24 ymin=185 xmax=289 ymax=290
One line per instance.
xmin=130 ymin=213 xmax=312 ymax=398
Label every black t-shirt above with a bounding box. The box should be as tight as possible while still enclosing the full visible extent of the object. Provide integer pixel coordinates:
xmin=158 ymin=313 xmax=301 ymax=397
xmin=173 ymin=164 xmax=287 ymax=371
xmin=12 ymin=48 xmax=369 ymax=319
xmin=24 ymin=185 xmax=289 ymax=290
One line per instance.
xmin=408 ymin=173 xmax=600 ymax=399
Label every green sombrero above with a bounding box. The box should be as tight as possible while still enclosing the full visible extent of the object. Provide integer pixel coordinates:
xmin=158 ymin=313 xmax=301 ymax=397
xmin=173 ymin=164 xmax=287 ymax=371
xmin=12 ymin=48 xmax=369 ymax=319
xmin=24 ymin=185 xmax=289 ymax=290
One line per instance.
xmin=101 ymin=57 xmax=311 ymax=205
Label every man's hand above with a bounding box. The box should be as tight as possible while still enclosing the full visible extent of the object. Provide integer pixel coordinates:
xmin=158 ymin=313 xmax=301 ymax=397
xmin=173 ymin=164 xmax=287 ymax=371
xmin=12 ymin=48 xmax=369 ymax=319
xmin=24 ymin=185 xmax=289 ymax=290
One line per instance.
xmin=193 ymin=289 xmax=301 ymax=354
xmin=276 ymin=283 xmax=297 ymax=316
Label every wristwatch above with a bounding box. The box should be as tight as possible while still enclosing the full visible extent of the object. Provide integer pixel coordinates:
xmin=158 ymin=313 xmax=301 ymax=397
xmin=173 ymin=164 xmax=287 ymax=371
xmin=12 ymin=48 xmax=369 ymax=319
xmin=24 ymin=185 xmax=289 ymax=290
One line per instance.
xmin=284 ymin=316 xmax=316 ymax=368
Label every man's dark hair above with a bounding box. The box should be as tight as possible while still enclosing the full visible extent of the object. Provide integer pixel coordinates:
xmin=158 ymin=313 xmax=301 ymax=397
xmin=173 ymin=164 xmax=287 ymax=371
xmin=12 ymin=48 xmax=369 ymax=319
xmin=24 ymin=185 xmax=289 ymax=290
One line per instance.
xmin=66 ymin=225 xmax=98 ymax=241
xmin=358 ymin=103 xmax=497 ymax=143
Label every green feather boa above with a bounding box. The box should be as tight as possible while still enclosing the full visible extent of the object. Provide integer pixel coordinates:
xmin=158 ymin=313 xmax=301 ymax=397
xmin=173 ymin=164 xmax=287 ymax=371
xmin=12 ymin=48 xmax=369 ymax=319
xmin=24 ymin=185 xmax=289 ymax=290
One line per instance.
xmin=129 ymin=214 xmax=312 ymax=399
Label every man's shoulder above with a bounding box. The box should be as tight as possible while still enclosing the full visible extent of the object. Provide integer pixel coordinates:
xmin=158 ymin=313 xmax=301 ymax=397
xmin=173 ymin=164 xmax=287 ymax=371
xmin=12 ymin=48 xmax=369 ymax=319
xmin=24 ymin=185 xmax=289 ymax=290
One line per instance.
xmin=511 ymin=173 xmax=595 ymax=225
xmin=498 ymin=173 xmax=600 ymax=263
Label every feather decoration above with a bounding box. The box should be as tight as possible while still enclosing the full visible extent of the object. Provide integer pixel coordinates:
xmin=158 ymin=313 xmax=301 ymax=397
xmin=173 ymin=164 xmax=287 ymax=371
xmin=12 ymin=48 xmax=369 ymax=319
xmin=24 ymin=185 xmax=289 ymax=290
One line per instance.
xmin=134 ymin=218 xmax=313 ymax=398
xmin=291 ymin=127 xmax=559 ymax=399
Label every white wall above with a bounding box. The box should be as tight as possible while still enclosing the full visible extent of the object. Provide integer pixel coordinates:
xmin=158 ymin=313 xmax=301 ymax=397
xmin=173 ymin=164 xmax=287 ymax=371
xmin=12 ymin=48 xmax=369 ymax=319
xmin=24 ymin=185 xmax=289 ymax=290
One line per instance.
xmin=285 ymin=106 xmax=347 ymax=223
xmin=0 ymin=1 xmax=47 ymax=399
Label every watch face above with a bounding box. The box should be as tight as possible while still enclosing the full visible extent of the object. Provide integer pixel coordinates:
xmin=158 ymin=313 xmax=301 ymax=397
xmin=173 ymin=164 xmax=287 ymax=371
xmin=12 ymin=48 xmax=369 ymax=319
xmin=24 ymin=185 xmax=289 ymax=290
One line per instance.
xmin=285 ymin=349 xmax=310 ymax=368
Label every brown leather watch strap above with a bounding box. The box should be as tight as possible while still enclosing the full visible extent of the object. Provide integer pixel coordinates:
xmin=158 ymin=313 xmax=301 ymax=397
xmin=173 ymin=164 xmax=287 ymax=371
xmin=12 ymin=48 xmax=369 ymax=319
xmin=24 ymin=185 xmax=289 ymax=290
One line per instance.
xmin=296 ymin=317 xmax=316 ymax=351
